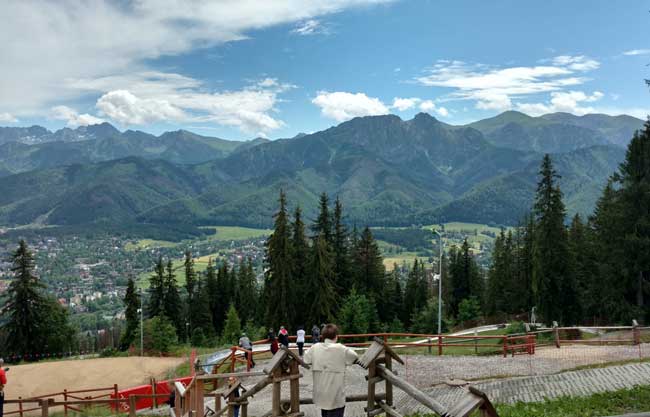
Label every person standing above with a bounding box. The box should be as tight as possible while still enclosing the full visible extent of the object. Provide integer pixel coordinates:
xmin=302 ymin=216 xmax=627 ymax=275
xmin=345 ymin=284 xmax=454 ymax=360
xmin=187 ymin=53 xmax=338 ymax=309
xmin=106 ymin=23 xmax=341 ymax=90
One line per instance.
xmin=0 ymin=359 xmax=6 ymax=417
xmin=268 ymin=328 xmax=279 ymax=355
xmin=278 ymin=326 xmax=289 ymax=348
xmin=311 ymin=324 xmax=321 ymax=344
xmin=304 ymin=324 xmax=358 ymax=417
xmin=296 ymin=326 xmax=306 ymax=356
xmin=238 ymin=332 xmax=255 ymax=368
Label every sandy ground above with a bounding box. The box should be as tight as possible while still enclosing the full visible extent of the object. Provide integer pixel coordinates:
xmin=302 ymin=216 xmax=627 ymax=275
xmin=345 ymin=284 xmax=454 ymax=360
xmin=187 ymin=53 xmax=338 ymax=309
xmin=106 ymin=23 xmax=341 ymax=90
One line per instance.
xmin=4 ymin=356 xmax=184 ymax=414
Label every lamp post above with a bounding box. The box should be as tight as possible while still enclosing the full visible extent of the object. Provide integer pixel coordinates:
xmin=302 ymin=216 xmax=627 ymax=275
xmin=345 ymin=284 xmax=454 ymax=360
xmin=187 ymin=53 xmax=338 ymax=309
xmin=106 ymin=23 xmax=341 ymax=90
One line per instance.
xmin=138 ymin=288 xmax=143 ymax=356
xmin=432 ymin=229 xmax=443 ymax=335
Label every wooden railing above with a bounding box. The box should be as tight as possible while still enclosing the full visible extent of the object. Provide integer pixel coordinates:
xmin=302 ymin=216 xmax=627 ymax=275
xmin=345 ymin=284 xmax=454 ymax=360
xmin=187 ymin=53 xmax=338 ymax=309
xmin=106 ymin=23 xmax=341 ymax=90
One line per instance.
xmin=4 ymin=394 xmax=170 ymax=417
xmin=5 ymin=385 xmax=118 ymax=416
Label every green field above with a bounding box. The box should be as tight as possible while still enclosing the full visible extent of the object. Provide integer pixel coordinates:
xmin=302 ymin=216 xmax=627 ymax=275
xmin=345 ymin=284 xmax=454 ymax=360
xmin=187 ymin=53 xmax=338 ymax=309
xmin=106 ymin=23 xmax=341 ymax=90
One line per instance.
xmin=200 ymin=226 xmax=272 ymax=242
xmin=137 ymin=250 xmax=229 ymax=288
xmin=125 ymin=239 xmax=177 ymax=251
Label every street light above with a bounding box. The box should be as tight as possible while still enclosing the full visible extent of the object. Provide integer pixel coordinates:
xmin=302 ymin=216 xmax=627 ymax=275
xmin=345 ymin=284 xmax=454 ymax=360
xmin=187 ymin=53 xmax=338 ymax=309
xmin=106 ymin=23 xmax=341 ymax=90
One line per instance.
xmin=432 ymin=229 xmax=443 ymax=335
xmin=138 ymin=288 xmax=143 ymax=356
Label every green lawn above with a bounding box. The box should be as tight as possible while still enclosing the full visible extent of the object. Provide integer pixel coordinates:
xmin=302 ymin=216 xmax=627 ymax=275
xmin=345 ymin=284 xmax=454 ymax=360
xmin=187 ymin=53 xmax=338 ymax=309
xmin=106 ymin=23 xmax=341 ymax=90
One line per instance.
xmin=124 ymin=238 xmax=177 ymax=251
xmin=137 ymin=251 xmax=229 ymax=288
xmin=200 ymin=226 xmax=271 ymax=241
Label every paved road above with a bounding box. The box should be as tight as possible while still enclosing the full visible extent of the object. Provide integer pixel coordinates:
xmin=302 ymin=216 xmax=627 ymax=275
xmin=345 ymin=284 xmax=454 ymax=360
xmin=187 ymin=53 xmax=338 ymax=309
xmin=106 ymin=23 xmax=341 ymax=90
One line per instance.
xmin=396 ymin=362 xmax=650 ymax=416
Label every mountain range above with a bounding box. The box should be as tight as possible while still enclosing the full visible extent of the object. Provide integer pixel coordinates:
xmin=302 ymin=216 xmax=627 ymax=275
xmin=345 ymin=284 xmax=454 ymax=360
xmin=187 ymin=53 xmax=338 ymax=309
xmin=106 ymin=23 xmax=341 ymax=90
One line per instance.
xmin=0 ymin=111 xmax=644 ymax=230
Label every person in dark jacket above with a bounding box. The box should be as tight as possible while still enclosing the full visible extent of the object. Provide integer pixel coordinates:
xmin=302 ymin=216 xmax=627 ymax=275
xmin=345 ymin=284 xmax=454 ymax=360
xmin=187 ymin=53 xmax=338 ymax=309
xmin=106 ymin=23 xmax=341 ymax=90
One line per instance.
xmin=278 ymin=326 xmax=289 ymax=348
xmin=312 ymin=325 xmax=321 ymax=344
xmin=269 ymin=328 xmax=279 ymax=355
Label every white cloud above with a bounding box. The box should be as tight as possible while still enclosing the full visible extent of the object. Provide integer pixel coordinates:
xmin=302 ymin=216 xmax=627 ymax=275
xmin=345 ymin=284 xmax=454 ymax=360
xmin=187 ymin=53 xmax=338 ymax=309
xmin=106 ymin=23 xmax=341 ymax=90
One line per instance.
xmin=96 ymin=91 xmax=185 ymax=125
xmin=50 ymin=105 xmax=104 ymax=127
xmin=0 ymin=0 xmax=393 ymax=119
xmin=292 ymin=19 xmax=329 ymax=35
xmin=623 ymin=49 xmax=650 ymax=56
xmin=391 ymin=97 xmax=420 ymax=111
xmin=0 ymin=112 xmax=18 ymax=123
xmin=417 ymin=100 xmax=449 ymax=117
xmin=312 ymin=91 xmax=389 ymax=122
xmin=516 ymin=90 xmax=604 ymax=116
xmin=416 ymin=55 xmax=600 ymax=114
xmin=551 ymin=55 xmax=600 ymax=71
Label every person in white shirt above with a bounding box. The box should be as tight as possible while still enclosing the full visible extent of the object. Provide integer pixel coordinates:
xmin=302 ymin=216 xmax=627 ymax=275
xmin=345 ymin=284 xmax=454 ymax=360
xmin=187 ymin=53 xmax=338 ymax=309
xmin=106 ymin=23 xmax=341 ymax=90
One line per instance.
xmin=296 ymin=326 xmax=306 ymax=356
xmin=303 ymin=324 xmax=358 ymax=417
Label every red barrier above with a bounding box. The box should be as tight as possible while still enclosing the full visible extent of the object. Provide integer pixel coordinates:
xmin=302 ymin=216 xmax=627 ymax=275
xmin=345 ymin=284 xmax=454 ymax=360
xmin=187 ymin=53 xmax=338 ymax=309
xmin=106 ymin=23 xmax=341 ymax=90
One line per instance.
xmin=111 ymin=376 xmax=193 ymax=412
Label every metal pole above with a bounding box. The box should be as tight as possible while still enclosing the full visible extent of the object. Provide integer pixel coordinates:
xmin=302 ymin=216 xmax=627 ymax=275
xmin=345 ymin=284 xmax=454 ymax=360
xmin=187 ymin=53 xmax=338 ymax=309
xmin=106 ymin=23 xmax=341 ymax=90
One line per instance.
xmin=432 ymin=229 xmax=443 ymax=336
xmin=139 ymin=288 xmax=144 ymax=356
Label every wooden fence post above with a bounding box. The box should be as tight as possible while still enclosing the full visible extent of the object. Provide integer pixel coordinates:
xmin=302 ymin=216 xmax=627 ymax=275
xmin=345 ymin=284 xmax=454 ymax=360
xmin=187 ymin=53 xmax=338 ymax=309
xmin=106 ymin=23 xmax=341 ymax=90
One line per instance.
xmin=427 ymin=338 xmax=432 ymax=355
xmin=502 ymin=336 xmax=507 ymax=358
xmin=151 ymin=378 xmax=156 ymax=410
xmin=437 ymin=335 xmax=442 ymax=356
xmin=63 ymin=389 xmax=68 ymax=416
xmin=129 ymin=395 xmax=137 ymax=417
xmin=18 ymin=396 xmax=23 ymax=417
xmin=40 ymin=398 xmax=53 ymax=417
xmin=230 ymin=347 xmax=237 ymax=372
xmin=633 ymin=320 xmax=641 ymax=345
xmin=553 ymin=321 xmax=560 ymax=348
xmin=474 ymin=330 xmax=478 ymax=354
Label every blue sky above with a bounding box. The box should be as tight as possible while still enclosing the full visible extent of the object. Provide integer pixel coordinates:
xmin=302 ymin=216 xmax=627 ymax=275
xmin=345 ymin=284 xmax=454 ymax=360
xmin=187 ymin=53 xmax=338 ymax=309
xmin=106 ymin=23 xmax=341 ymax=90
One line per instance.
xmin=1 ymin=0 xmax=648 ymax=140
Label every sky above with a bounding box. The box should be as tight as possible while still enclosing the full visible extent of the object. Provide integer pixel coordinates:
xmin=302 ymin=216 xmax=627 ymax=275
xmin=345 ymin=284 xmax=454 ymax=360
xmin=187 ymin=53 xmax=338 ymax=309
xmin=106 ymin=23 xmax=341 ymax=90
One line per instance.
xmin=1 ymin=0 xmax=649 ymax=140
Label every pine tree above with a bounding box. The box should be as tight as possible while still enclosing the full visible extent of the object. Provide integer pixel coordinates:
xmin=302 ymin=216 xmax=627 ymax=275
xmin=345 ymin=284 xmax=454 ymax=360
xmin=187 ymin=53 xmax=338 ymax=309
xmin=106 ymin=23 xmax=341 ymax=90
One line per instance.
xmin=486 ymin=229 xmax=509 ymax=316
xmin=215 ymin=261 xmax=233 ymax=332
xmin=532 ymin=154 xmax=577 ymax=324
xmin=403 ymin=259 xmax=428 ymax=326
xmin=352 ymin=227 xmax=385 ymax=302
xmin=192 ymin=278 xmax=214 ymax=339
xmin=332 ymin=197 xmax=352 ymax=297
xmin=164 ymin=260 xmax=183 ymax=338
xmin=1 ymin=240 xmax=48 ymax=355
xmin=120 ymin=277 xmax=140 ymax=350
xmin=614 ymin=121 xmax=650 ymax=319
xmin=263 ymin=190 xmax=296 ymax=329
xmin=221 ymin=304 xmax=242 ymax=345
xmin=383 ymin=267 xmax=405 ymax=326
xmin=236 ymin=257 xmax=258 ymax=324
xmin=568 ymin=214 xmax=594 ymax=320
xmin=205 ymin=259 xmax=221 ymax=335
xmin=148 ymin=256 xmax=165 ymax=318
xmin=306 ymin=235 xmax=338 ymax=325
xmin=291 ymin=206 xmax=310 ymax=318
xmin=312 ymin=192 xmax=333 ymax=244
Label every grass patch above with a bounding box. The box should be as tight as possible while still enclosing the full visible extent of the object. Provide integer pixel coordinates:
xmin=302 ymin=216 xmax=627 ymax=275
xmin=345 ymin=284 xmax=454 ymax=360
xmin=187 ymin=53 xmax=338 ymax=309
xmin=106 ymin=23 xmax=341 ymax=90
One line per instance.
xmin=200 ymin=226 xmax=271 ymax=242
xmin=482 ymin=385 xmax=650 ymax=417
xmin=124 ymin=239 xmax=177 ymax=251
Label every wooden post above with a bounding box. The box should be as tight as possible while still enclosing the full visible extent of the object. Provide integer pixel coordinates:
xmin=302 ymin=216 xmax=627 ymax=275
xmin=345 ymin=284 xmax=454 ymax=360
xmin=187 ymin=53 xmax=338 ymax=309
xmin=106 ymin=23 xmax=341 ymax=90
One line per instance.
xmin=175 ymin=385 xmax=182 ymax=417
xmin=214 ymin=378 xmax=222 ymax=415
xmin=289 ymin=360 xmax=300 ymax=414
xmin=633 ymin=320 xmax=641 ymax=345
xmin=151 ymin=378 xmax=157 ymax=410
xmin=385 ymin=353 xmax=394 ymax=407
xmin=195 ymin=378 xmax=205 ymax=417
xmin=40 ymin=398 xmax=52 ymax=417
xmin=474 ymin=330 xmax=478 ymax=354
xmin=272 ymin=368 xmax=281 ymax=417
xmin=553 ymin=321 xmax=560 ymax=348
xmin=427 ymin=338 xmax=432 ymax=355
xmin=367 ymin=361 xmax=377 ymax=416
xmin=129 ymin=395 xmax=137 ymax=417
xmin=19 ymin=396 xmax=23 ymax=417
xmin=502 ymin=336 xmax=507 ymax=358
xmin=437 ymin=335 xmax=442 ymax=356
xmin=230 ymin=347 xmax=237 ymax=372
xmin=63 ymin=389 xmax=68 ymax=416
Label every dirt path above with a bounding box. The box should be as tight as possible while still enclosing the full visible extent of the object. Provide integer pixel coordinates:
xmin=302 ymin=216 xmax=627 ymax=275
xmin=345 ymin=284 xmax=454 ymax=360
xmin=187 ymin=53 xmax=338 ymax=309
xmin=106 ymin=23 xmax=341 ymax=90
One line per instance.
xmin=4 ymin=356 xmax=184 ymax=413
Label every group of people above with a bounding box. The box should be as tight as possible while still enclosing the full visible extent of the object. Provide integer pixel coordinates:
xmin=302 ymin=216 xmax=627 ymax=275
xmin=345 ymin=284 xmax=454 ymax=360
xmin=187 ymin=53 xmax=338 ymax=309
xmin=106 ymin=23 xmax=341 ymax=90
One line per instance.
xmin=237 ymin=323 xmax=357 ymax=417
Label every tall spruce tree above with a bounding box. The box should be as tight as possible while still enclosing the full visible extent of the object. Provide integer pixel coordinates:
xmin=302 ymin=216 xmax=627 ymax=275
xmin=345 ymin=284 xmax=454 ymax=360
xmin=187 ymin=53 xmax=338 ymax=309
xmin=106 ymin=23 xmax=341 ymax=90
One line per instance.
xmin=312 ymin=192 xmax=333 ymax=244
xmin=164 ymin=260 xmax=183 ymax=338
xmin=352 ymin=227 xmax=385 ymax=300
xmin=403 ymin=259 xmax=428 ymax=326
xmin=263 ymin=190 xmax=296 ymax=329
xmin=614 ymin=121 xmax=650 ymax=319
xmin=120 ymin=277 xmax=140 ymax=350
xmin=148 ymin=256 xmax=165 ymax=318
xmin=205 ymin=259 xmax=221 ymax=335
xmin=291 ymin=206 xmax=310 ymax=318
xmin=192 ymin=278 xmax=214 ymax=339
xmin=332 ymin=197 xmax=352 ymax=297
xmin=383 ymin=267 xmax=405 ymax=326
xmin=2 ymin=240 xmax=48 ymax=355
xmin=306 ymin=235 xmax=338 ymax=325
xmin=184 ymin=251 xmax=196 ymax=332
xmin=236 ymin=257 xmax=257 ymax=324
xmin=532 ymin=154 xmax=577 ymax=324
xmin=215 ymin=261 xmax=233 ymax=331
xmin=486 ymin=229 xmax=512 ymax=316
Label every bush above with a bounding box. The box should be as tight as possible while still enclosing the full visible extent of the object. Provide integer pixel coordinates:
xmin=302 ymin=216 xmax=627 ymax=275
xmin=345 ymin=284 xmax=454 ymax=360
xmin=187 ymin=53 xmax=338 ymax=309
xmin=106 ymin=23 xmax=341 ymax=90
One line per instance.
xmin=337 ymin=288 xmax=378 ymax=335
xmin=458 ymin=297 xmax=482 ymax=323
xmin=221 ymin=304 xmax=242 ymax=345
xmin=138 ymin=316 xmax=178 ymax=354
xmin=506 ymin=320 xmax=527 ymax=335
xmin=410 ymin=299 xmax=449 ymax=334
xmin=191 ymin=328 xmax=206 ymax=347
